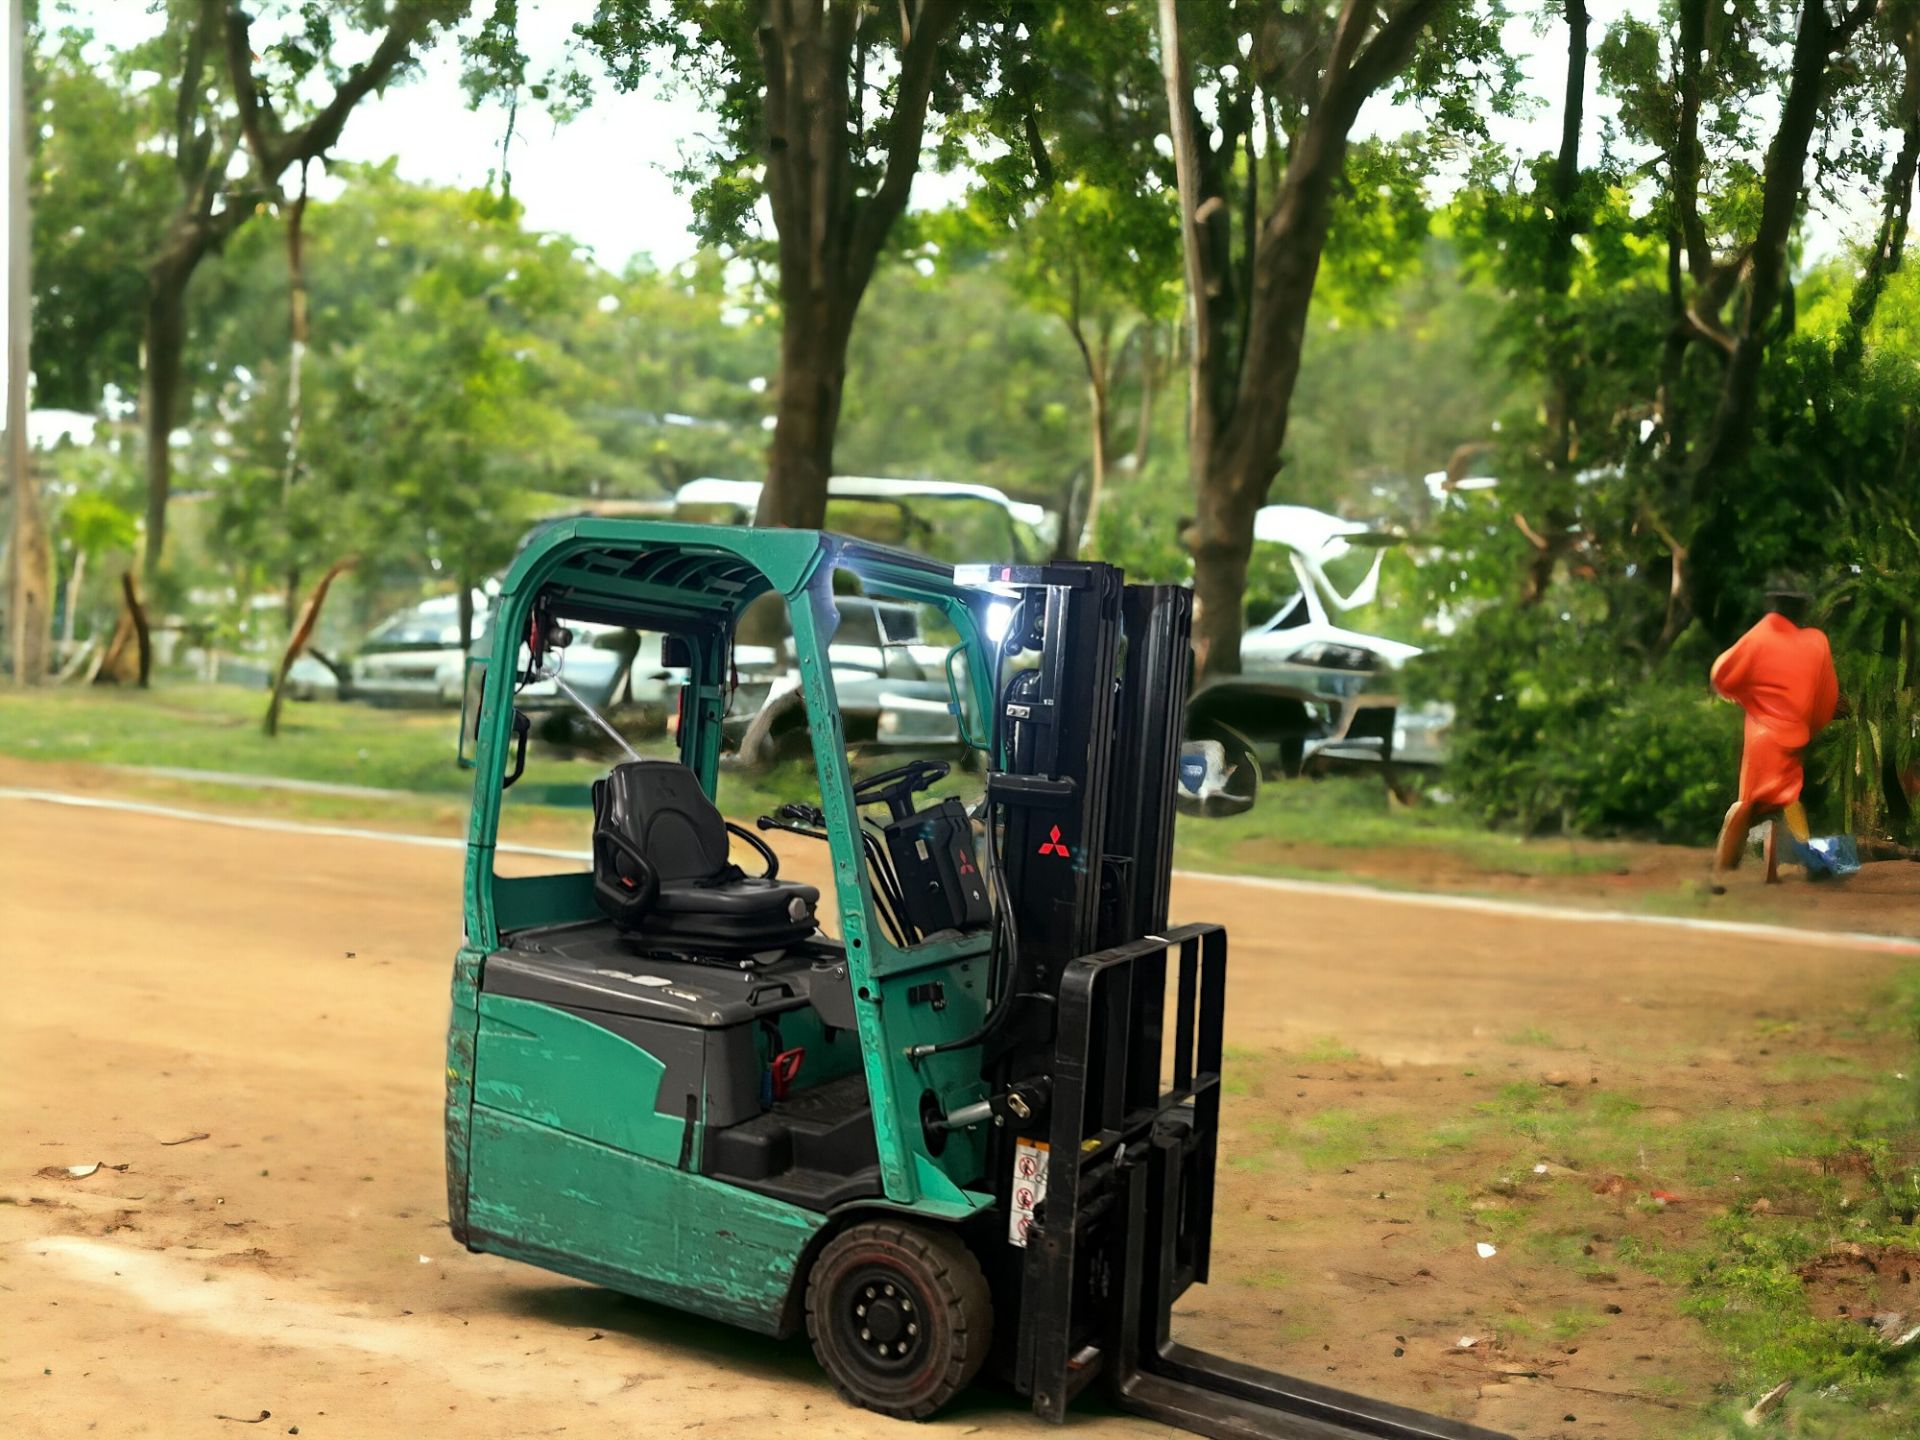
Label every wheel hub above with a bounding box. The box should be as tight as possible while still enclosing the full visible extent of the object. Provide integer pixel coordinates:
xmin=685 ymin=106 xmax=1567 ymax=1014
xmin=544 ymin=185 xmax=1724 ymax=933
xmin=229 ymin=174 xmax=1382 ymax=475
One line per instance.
xmin=849 ymin=1276 xmax=922 ymax=1364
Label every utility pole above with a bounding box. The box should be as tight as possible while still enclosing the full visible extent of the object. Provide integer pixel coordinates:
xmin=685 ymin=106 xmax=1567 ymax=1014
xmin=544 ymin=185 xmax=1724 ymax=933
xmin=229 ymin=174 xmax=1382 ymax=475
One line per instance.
xmin=5 ymin=0 xmax=50 ymax=683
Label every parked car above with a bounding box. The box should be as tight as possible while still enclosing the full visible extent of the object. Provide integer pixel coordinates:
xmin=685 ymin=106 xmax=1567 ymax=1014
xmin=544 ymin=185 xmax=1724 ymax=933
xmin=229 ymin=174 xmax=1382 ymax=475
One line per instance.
xmin=728 ymin=598 xmax=965 ymax=767
xmin=1185 ymin=504 xmax=1444 ymax=809
xmin=349 ymin=595 xmax=485 ymax=706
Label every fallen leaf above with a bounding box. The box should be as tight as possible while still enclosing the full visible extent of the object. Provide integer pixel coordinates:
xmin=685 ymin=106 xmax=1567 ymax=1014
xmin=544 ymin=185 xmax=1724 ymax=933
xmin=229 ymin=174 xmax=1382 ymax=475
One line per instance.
xmin=1742 ymin=1380 xmax=1790 ymax=1427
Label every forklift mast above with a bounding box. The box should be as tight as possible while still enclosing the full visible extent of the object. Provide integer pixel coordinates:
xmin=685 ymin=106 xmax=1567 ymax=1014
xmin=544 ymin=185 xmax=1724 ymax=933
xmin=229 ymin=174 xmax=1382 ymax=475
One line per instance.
xmin=983 ymin=562 xmax=1502 ymax=1440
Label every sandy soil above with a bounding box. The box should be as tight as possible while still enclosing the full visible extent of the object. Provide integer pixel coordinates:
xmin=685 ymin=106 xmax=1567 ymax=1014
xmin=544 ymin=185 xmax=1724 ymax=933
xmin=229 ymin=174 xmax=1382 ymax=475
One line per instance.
xmin=1220 ymin=835 xmax=1920 ymax=939
xmin=3 ymin=787 xmax=1917 ymax=1440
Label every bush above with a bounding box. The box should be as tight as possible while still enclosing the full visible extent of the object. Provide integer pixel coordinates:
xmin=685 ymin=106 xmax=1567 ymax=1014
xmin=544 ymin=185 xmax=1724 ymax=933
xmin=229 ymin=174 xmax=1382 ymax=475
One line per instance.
xmin=1416 ymin=602 xmax=1739 ymax=844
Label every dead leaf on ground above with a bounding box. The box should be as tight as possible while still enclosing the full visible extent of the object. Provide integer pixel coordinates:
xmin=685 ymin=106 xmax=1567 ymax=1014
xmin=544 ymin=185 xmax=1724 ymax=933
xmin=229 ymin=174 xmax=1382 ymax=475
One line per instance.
xmin=35 ymin=1162 xmax=129 ymax=1180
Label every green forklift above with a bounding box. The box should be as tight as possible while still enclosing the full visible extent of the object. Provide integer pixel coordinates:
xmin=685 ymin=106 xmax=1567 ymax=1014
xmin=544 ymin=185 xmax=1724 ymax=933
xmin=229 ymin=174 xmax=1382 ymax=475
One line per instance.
xmin=446 ymin=518 xmax=1503 ymax=1440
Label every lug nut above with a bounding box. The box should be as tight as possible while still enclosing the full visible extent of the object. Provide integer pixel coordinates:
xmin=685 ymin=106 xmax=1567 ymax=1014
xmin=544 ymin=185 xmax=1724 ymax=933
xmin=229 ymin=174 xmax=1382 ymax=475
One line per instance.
xmin=860 ymin=1328 xmax=871 ymax=1341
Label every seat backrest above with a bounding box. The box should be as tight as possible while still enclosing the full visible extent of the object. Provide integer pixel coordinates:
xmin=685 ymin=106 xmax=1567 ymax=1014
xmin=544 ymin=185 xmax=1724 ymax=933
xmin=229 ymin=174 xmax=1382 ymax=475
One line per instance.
xmin=595 ymin=759 xmax=731 ymax=884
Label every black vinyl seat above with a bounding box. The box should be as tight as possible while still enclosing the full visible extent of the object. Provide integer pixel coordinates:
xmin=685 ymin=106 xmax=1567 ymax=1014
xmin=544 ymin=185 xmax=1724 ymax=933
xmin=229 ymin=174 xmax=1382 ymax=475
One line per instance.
xmin=591 ymin=759 xmax=820 ymax=952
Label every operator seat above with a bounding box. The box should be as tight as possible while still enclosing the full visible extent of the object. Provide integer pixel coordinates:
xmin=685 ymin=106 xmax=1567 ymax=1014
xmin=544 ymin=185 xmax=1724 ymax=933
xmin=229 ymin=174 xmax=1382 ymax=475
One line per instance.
xmin=592 ymin=759 xmax=820 ymax=952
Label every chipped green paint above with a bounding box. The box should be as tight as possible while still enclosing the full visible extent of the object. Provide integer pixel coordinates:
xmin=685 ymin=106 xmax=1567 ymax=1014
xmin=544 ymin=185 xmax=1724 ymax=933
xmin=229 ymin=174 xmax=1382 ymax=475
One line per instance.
xmin=444 ymin=944 xmax=485 ymax=1244
xmin=474 ymin=994 xmax=685 ymax=1165
xmin=467 ymin=1106 xmax=822 ymax=1334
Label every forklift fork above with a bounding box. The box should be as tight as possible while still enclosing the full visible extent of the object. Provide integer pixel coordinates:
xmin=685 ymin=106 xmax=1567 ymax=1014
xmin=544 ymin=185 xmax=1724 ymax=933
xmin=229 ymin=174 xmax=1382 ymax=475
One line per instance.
xmin=1020 ymin=924 xmax=1510 ymax=1440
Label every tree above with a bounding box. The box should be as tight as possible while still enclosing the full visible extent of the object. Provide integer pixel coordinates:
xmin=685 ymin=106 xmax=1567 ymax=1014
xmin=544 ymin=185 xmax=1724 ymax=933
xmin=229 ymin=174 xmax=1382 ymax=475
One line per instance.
xmin=580 ymin=0 xmax=1009 ymax=531
xmin=285 ymin=183 xmax=600 ymax=655
xmin=937 ymin=2 xmax=1181 ymax=553
xmin=1599 ymin=0 xmax=1894 ymax=644
xmin=131 ymin=0 xmax=467 ymax=577
xmin=26 ymin=23 xmax=174 ymax=413
xmin=8 ymin=0 xmax=52 ymax=686
xmin=1157 ymin=0 xmax=1517 ymax=677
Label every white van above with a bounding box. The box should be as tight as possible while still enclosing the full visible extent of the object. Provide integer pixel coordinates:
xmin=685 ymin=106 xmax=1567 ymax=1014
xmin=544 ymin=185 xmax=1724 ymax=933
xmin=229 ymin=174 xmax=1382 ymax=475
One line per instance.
xmin=672 ymin=476 xmax=1054 ymax=565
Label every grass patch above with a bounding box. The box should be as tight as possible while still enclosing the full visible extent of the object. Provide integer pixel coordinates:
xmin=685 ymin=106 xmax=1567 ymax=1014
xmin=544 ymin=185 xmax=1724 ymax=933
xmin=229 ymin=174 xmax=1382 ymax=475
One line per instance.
xmin=1172 ymin=775 xmax=1631 ymax=879
xmin=1503 ymin=1026 xmax=1559 ymax=1047
xmin=1294 ymin=1035 xmax=1361 ymax=1064
xmin=0 ymin=682 xmax=846 ymax=827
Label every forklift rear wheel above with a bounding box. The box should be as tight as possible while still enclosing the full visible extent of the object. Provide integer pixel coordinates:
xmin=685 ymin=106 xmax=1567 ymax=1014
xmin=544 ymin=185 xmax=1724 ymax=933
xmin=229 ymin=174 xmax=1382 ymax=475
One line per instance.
xmin=804 ymin=1221 xmax=992 ymax=1420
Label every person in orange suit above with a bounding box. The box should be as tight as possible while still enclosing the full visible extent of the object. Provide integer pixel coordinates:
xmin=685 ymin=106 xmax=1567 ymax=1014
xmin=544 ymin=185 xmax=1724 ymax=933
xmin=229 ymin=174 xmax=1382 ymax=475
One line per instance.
xmin=1710 ymin=585 xmax=1842 ymax=883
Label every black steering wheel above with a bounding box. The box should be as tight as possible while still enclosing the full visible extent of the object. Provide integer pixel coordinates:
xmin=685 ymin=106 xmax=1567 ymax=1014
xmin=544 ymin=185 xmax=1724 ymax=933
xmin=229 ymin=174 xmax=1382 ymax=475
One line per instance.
xmin=850 ymin=758 xmax=949 ymax=821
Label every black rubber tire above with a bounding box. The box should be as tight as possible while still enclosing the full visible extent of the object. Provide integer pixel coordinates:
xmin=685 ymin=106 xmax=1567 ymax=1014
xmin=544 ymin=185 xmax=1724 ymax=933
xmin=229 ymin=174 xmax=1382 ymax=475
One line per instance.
xmin=804 ymin=1221 xmax=992 ymax=1421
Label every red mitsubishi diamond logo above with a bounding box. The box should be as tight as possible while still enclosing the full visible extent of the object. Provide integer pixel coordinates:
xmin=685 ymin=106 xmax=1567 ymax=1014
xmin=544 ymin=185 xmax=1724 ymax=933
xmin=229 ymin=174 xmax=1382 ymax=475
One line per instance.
xmin=1038 ymin=825 xmax=1070 ymax=858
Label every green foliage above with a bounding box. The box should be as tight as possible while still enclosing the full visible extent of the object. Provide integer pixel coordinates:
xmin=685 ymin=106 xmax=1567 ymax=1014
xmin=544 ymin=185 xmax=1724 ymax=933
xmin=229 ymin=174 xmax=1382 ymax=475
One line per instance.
xmin=1414 ymin=599 xmax=1739 ymax=843
xmin=27 ymin=23 xmax=175 ymax=407
xmin=836 ymin=261 xmax=1086 ymax=507
xmin=1818 ymin=486 xmax=1920 ymax=845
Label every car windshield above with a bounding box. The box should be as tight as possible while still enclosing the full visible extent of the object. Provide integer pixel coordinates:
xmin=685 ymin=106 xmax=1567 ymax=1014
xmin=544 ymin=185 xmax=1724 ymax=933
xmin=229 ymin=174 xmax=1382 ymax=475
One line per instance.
xmin=365 ymin=614 xmax=463 ymax=651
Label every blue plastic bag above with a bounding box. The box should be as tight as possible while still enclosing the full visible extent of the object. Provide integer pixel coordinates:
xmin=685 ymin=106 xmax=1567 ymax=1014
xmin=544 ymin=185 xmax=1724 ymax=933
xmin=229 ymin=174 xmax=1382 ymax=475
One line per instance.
xmin=1777 ymin=829 xmax=1861 ymax=879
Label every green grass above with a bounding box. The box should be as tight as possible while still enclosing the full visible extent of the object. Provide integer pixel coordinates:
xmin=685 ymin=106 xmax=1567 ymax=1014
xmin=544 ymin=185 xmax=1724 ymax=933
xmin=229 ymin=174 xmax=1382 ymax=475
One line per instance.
xmin=0 ymin=682 xmax=555 ymax=794
xmin=0 ymin=685 xmax=1669 ymax=896
xmin=0 ymin=681 xmax=832 ymax=824
xmin=1503 ymin=1025 xmax=1559 ymax=1047
xmin=1293 ymin=1035 xmax=1361 ymax=1064
xmin=1171 ymin=775 xmax=1630 ymax=879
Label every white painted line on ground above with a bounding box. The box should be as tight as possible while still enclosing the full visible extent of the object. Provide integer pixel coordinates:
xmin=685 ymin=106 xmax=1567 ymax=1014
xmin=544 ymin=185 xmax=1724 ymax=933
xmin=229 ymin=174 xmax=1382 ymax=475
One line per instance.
xmin=0 ymin=787 xmax=590 ymax=862
xmin=4 ymin=785 xmax=1913 ymax=955
xmin=1172 ymin=868 xmax=1920 ymax=956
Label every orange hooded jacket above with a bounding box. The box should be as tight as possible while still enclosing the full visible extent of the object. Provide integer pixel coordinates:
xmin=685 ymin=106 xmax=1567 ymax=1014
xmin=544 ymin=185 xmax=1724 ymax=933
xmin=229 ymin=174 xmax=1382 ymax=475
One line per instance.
xmin=1710 ymin=613 xmax=1840 ymax=809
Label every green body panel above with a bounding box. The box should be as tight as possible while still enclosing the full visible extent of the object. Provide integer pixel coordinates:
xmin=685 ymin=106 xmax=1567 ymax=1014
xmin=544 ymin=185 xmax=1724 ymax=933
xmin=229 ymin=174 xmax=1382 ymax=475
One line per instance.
xmin=444 ymin=945 xmax=483 ymax=1243
xmin=467 ymin=1107 xmax=824 ymax=1335
xmin=447 ymin=520 xmax=1004 ymax=1315
xmin=474 ymin=994 xmax=687 ymax=1164
xmin=493 ymin=873 xmax=594 ymax=939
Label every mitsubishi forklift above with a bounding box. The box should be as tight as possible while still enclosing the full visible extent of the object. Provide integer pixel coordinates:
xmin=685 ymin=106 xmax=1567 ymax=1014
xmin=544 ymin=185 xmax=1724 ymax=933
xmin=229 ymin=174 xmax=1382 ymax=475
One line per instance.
xmin=446 ymin=518 xmax=1503 ymax=1440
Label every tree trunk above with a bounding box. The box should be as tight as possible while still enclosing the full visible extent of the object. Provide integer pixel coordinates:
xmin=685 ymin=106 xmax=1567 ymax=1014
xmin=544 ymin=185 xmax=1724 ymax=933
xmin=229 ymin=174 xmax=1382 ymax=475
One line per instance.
xmin=141 ymin=269 xmax=189 ymax=581
xmin=1063 ymin=312 xmax=1113 ymax=559
xmin=94 ymin=570 xmax=152 ymax=686
xmin=1840 ymin=30 xmax=1918 ymax=365
xmin=1161 ymin=0 xmax=1443 ymax=679
xmin=758 ymin=298 xmax=852 ymax=530
xmin=1187 ymin=448 xmax=1260 ymax=680
xmin=263 ymin=555 xmax=352 ymax=737
xmin=1189 ymin=118 xmax=1351 ymax=677
xmin=6 ymin=0 xmax=49 ymax=686
xmin=1129 ymin=321 xmax=1156 ymax=477
xmin=1520 ymin=0 xmax=1589 ymax=608
xmin=1081 ymin=368 xmax=1110 ymax=556
xmin=1692 ymin=0 xmax=1862 ymax=493
xmin=456 ymin=581 xmax=476 ymax=659
xmin=61 ymin=547 xmax=85 ymax=650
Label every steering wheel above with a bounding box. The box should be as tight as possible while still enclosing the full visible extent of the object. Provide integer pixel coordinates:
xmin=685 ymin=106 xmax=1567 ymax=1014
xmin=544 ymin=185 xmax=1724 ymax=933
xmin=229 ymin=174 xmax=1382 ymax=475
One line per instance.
xmin=850 ymin=758 xmax=950 ymax=821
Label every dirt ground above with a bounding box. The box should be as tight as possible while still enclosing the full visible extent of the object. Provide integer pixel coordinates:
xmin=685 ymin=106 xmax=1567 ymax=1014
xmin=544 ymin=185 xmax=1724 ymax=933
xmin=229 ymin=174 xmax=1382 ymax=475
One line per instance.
xmin=4 ymin=782 xmax=1918 ymax=1440
xmin=1219 ymin=834 xmax=1920 ymax=939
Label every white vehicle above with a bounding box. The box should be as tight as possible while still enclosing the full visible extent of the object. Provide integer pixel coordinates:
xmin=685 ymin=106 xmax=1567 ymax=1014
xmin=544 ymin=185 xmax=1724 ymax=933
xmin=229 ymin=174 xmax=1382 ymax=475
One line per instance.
xmin=351 ymin=594 xmax=658 ymax=713
xmin=673 ymin=476 xmax=1053 ymax=565
xmin=1238 ymin=505 xmax=1422 ymax=702
xmin=349 ymin=594 xmax=485 ymax=706
xmin=1185 ymin=505 xmax=1445 ymax=810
